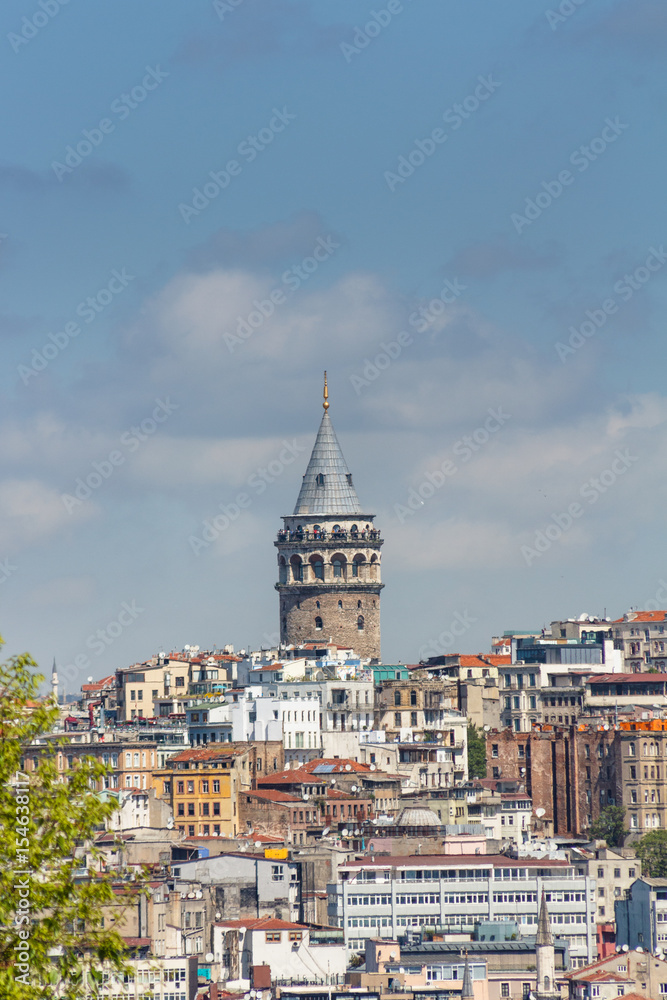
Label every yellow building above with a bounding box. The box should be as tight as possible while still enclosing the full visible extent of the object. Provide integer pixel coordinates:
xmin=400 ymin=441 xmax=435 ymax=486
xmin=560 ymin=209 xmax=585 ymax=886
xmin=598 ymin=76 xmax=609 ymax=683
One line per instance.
xmin=154 ymin=744 xmax=250 ymax=838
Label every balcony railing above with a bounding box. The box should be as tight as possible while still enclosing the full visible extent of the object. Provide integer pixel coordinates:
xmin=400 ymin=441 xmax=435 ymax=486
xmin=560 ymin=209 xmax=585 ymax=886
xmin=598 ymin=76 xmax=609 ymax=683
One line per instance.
xmin=277 ymin=529 xmax=382 ymax=544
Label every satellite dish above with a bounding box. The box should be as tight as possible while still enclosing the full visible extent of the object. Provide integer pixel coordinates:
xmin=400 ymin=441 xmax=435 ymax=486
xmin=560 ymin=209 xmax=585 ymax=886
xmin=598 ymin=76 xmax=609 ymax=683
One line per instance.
xmin=354 ymin=828 xmax=361 ymax=835
xmin=345 ymin=764 xmax=352 ymax=771
xmin=196 ymin=891 xmax=203 ymax=899
xmin=87 ymin=676 xmax=93 ymax=683
xmin=188 ymin=892 xmax=195 ymax=899
xmin=205 ymin=952 xmax=214 ymax=962
xmin=370 ymin=764 xmax=376 ymax=771
xmin=622 ymin=945 xmax=629 ymax=952
xmin=483 ymin=725 xmax=491 ymax=732
xmin=603 ymin=724 xmax=609 ymax=731
xmin=215 ymin=912 xmax=222 ymax=920
xmin=351 ymin=785 xmax=358 ymax=793
xmin=321 ymin=827 xmax=331 ymax=837
xmin=636 ymin=946 xmax=644 ymax=953
xmin=342 ymin=828 xmax=349 ymax=837
xmin=255 ymin=841 xmax=262 ymax=848
xmin=536 ymin=808 xmax=546 ymax=818
xmin=330 ymin=778 xmax=336 ymax=785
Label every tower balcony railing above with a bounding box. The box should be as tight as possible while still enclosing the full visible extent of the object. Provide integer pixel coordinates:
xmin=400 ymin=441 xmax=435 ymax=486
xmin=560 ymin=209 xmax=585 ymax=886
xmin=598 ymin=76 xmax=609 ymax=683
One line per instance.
xmin=276 ymin=528 xmax=382 ymax=543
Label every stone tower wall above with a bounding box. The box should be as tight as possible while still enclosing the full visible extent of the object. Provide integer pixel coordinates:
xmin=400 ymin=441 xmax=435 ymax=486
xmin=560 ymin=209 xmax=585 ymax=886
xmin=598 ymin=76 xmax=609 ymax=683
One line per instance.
xmin=279 ymin=587 xmax=381 ymax=660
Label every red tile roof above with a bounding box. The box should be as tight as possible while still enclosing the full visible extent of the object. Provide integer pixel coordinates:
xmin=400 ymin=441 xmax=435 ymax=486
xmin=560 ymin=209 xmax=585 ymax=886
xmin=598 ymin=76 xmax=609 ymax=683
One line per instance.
xmin=613 ymin=611 xmax=667 ymax=623
xmin=588 ymin=673 xmax=667 ymax=684
xmin=169 ymin=745 xmax=246 ymax=763
xmin=215 ymin=917 xmax=307 ymax=931
xmin=245 ymin=789 xmax=301 ymax=803
xmin=342 ymin=853 xmax=569 ymax=869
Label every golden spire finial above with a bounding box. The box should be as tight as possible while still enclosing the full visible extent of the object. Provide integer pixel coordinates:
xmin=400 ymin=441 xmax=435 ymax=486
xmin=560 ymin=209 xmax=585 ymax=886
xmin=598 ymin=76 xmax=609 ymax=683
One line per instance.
xmin=323 ymin=370 xmax=329 ymax=411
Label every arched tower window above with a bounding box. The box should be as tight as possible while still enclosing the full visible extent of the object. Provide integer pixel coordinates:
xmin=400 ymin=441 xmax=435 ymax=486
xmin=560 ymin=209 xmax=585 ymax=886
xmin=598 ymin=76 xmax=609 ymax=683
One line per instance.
xmin=282 ymin=617 xmax=287 ymax=632
xmin=357 ymin=615 xmax=365 ymax=631
xmin=315 ymin=616 xmax=323 ymax=631
xmin=332 ymin=555 xmax=346 ymax=579
xmin=310 ymin=556 xmax=324 ymax=580
xmin=316 ymin=600 xmax=320 ymax=609
xmin=316 ymin=474 xmax=325 ymax=487
xmin=352 ymin=554 xmax=365 ymax=578
xmin=290 ymin=555 xmax=303 ymax=582
xmin=279 ymin=557 xmax=287 ymax=584
xmin=338 ymin=600 xmax=343 ymax=610
xmin=357 ymin=600 xmax=362 ymax=609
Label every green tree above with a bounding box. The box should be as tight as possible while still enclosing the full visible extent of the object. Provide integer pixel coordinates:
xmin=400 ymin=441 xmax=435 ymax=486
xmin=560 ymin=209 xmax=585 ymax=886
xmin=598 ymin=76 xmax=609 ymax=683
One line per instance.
xmin=635 ymin=829 xmax=667 ymax=877
xmin=0 ymin=642 xmax=135 ymax=999
xmin=467 ymin=722 xmax=487 ymax=779
xmin=589 ymin=805 xmax=627 ymax=847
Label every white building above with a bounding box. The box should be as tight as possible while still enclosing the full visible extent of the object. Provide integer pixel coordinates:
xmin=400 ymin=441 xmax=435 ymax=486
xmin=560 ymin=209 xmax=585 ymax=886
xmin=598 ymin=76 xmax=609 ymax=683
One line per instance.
xmin=328 ymin=851 xmax=596 ymax=966
xmin=213 ymin=917 xmax=346 ymax=986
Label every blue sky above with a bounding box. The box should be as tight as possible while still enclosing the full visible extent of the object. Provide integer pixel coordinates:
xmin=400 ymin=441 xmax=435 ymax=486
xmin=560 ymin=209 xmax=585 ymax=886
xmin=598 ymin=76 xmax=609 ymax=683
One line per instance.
xmin=2 ymin=0 xmax=667 ymax=685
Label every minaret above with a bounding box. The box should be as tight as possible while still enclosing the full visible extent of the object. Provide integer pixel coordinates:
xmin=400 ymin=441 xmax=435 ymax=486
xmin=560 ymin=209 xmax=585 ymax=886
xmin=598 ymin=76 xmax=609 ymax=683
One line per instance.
xmin=536 ymin=891 xmax=556 ymax=997
xmin=275 ymin=373 xmax=384 ymax=661
xmin=51 ymin=657 xmax=59 ymax=705
xmin=460 ymin=950 xmax=474 ymax=1000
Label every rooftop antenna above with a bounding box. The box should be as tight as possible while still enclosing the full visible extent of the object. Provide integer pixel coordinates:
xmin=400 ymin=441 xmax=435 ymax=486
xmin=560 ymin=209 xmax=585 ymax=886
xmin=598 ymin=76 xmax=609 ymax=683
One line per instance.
xmin=323 ymin=371 xmax=329 ymax=412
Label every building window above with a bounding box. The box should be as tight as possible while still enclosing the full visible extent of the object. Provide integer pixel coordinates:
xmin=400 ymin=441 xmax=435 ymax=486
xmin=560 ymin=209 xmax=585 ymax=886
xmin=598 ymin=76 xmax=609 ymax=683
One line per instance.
xmin=315 ymin=616 xmax=323 ymax=630
xmin=492 ymin=744 xmax=499 ymax=758
xmin=357 ymin=615 xmax=364 ymax=631
xmin=410 ymin=690 xmax=417 ymax=706
xmin=312 ymin=559 xmax=324 ymax=580
xmin=395 ymin=713 xmax=402 ymax=727
xmin=289 ymin=931 xmax=303 ymax=942
xmin=501 ymin=985 xmax=510 ymax=998
xmin=266 ymin=931 xmax=282 ymax=942
xmin=394 ymin=691 xmax=401 ymax=706
xmin=315 ymin=474 xmax=325 ymax=487
xmin=332 ymin=558 xmax=344 ymax=578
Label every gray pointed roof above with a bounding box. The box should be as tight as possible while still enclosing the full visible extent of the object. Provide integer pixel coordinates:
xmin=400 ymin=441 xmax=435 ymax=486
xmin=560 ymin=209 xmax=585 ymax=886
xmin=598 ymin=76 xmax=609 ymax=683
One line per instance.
xmin=460 ymin=951 xmax=474 ymax=1000
xmin=293 ymin=411 xmax=363 ymax=516
xmin=536 ymin=891 xmax=553 ymax=947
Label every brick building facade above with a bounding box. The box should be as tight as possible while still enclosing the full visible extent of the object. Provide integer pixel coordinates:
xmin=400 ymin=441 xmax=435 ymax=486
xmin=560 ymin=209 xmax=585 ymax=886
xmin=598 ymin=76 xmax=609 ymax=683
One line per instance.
xmin=487 ymin=725 xmax=618 ymax=837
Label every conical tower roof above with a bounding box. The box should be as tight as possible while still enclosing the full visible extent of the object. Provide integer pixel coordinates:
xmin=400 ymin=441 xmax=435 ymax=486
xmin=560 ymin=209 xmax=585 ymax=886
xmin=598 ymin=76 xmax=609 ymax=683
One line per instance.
xmin=293 ymin=377 xmax=363 ymax=516
xmin=460 ymin=950 xmax=474 ymax=1000
xmin=536 ymin=891 xmax=553 ymax=946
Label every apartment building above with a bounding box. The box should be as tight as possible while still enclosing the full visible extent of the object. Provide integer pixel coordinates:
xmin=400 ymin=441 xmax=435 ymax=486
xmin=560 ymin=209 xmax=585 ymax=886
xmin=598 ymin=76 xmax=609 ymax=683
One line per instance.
xmin=616 ymin=877 xmax=667 ymax=954
xmin=570 ymin=844 xmax=640 ymax=958
xmin=611 ymin=611 xmax=667 ymax=671
xmin=565 ymin=949 xmax=667 ymax=1000
xmin=154 ymin=744 xmax=250 ymax=838
xmin=328 ymin=852 xmax=596 ymax=965
xmin=616 ymin=722 xmax=667 ymax=837
xmin=116 ymin=657 xmax=192 ymax=722
xmin=373 ymin=678 xmax=457 ymax=740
